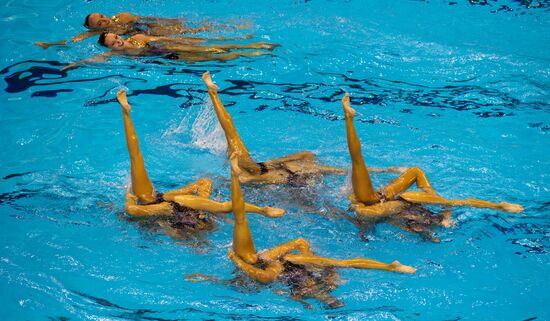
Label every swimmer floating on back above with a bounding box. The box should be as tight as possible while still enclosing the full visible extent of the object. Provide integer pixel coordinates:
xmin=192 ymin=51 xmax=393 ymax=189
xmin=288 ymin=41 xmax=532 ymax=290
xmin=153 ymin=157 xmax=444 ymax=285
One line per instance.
xmin=116 ymin=89 xmax=284 ymax=237
xmin=35 ymin=11 xmax=231 ymax=49
xmin=341 ymin=93 xmax=524 ymax=218
xmin=62 ymin=33 xmax=276 ymax=70
xmin=216 ymin=153 xmax=416 ymax=308
xmin=201 ymin=71 xmax=407 ymax=185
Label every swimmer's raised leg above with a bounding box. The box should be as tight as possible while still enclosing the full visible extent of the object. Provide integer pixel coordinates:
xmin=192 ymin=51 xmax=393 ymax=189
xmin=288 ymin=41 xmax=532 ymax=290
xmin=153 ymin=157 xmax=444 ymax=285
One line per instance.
xmin=172 ymin=195 xmax=285 ymax=218
xmin=342 ymin=93 xmax=379 ymax=204
xmin=381 ymin=166 xmax=438 ymax=199
xmin=229 ymin=153 xmax=259 ymax=264
xmin=117 ymin=89 xmax=156 ymax=204
xmin=202 ymin=71 xmax=262 ymax=174
xmin=283 ymin=254 xmax=417 ymax=274
xmin=399 ymin=191 xmax=523 ymax=213
xmin=163 ymin=178 xmax=213 ymax=200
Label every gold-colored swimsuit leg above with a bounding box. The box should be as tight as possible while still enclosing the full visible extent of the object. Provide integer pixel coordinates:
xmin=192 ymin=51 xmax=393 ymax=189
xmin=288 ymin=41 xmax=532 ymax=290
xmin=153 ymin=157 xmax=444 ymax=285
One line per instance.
xmin=162 ymin=178 xmax=213 ymax=200
xmin=172 ymin=195 xmax=284 ymax=218
xmin=201 ymin=71 xmax=261 ymax=174
xmin=381 ymin=166 xmax=437 ymax=200
xmin=228 ymin=249 xmax=284 ymax=283
xmin=117 ymin=89 xmax=156 ymax=204
xmin=342 ymin=94 xmax=379 ymax=204
xmin=259 ymin=238 xmax=314 ymax=262
xmin=352 ymin=200 xmax=408 ymax=218
xmin=125 ymin=200 xmax=173 ymax=217
xmin=229 ymin=154 xmax=258 ymax=264
xmin=399 ymin=191 xmax=524 ymax=213
xmin=282 ymin=254 xmax=416 ymax=274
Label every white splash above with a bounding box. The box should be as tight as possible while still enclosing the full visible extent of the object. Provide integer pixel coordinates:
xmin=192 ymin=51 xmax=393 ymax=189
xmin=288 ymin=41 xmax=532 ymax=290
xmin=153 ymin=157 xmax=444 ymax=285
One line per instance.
xmin=163 ymin=96 xmax=227 ymax=155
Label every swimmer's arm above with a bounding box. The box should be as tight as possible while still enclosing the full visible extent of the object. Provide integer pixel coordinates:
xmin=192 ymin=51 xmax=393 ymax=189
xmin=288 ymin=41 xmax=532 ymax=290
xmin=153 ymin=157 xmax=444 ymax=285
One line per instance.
xmin=61 ymin=52 xmax=113 ymax=71
xmin=228 ymin=249 xmax=283 ymax=283
xmin=125 ymin=191 xmax=172 ymax=217
xmin=34 ymin=40 xmax=69 ymax=49
xmin=34 ymin=31 xmax=100 ymax=49
xmin=73 ymin=30 xmax=101 ymax=43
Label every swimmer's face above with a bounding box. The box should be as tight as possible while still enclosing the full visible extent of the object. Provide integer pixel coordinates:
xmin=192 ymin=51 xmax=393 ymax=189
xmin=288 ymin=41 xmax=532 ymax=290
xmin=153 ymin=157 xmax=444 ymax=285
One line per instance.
xmin=87 ymin=13 xmax=112 ymax=29
xmin=103 ymin=33 xmax=126 ymax=50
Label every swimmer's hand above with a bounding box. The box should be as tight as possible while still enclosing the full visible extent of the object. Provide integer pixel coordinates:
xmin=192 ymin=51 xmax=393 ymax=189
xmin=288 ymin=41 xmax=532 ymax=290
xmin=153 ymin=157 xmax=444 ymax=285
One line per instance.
xmin=499 ymin=202 xmax=524 ymax=213
xmin=202 ymin=71 xmax=219 ymax=92
xmin=60 ymin=62 xmax=79 ymax=72
xmin=342 ymin=93 xmax=356 ymax=117
xmin=117 ymin=89 xmax=131 ymax=113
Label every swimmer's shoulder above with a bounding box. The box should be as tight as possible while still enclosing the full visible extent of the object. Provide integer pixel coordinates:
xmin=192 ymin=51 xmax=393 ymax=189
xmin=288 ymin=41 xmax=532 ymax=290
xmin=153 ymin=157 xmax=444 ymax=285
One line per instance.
xmin=114 ymin=12 xmax=139 ymax=23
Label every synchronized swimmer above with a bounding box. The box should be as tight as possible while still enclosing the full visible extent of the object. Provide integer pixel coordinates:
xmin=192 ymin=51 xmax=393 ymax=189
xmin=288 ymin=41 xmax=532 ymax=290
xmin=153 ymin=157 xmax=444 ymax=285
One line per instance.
xmin=39 ymin=10 xmax=526 ymax=308
xmin=340 ymin=93 xmax=523 ymax=217
xmin=36 ymin=11 xmax=225 ymax=49
xmin=115 ymin=89 xmax=284 ymax=238
xmin=62 ymin=33 xmax=277 ymax=70
xmin=201 ymin=71 xmax=406 ymax=186
xmin=224 ymin=152 xmax=415 ymax=308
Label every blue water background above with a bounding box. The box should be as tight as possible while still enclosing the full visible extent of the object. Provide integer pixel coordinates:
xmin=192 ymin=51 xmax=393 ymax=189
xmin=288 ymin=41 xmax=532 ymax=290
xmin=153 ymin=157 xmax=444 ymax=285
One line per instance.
xmin=1 ymin=0 xmax=549 ymax=320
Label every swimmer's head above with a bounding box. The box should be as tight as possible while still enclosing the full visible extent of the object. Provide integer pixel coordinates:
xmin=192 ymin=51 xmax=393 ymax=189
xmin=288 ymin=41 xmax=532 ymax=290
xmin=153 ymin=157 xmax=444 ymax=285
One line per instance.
xmin=98 ymin=32 xmax=126 ymax=50
xmin=84 ymin=13 xmax=112 ymax=29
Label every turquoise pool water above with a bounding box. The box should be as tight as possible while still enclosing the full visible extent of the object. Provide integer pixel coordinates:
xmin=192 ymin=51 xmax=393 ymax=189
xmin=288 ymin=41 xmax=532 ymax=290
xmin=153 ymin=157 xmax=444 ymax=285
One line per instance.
xmin=1 ymin=0 xmax=549 ymax=320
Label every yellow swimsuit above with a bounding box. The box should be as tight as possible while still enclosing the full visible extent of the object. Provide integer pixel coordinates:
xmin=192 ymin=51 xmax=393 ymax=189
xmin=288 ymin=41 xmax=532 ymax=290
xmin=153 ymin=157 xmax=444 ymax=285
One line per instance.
xmin=127 ymin=37 xmax=147 ymax=48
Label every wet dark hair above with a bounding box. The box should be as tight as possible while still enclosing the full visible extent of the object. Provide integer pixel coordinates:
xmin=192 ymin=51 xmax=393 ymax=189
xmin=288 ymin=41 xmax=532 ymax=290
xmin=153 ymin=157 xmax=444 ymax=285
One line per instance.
xmin=98 ymin=32 xmax=108 ymax=47
xmin=83 ymin=14 xmax=92 ymax=28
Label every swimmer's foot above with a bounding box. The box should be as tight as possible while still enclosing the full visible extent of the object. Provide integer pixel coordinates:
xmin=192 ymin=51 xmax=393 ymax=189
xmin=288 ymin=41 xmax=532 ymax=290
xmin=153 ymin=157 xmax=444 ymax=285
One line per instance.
xmin=202 ymin=71 xmax=218 ymax=92
xmin=390 ymin=260 xmax=417 ymax=274
xmin=263 ymin=206 xmax=285 ymax=218
xmin=116 ymin=89 xmax=131 ymax=113
xmin=342 ymin=93 xmax=356 ymax=117
xmin=499 ymin=202 xmax=524 ymax=213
